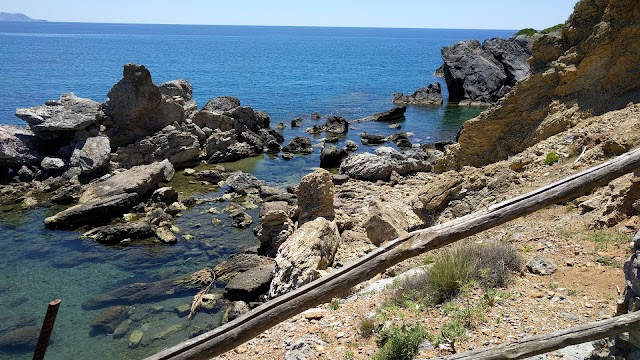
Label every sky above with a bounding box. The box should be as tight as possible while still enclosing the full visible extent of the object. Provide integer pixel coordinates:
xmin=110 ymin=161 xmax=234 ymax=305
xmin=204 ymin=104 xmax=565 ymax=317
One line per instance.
xmin=1 ymin=0 xmax=577 ymax=30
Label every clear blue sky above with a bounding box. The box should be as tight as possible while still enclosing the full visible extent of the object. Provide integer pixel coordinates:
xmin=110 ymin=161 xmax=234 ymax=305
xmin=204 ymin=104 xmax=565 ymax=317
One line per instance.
xmin=1 ymin=0 xmax=577 ymax=30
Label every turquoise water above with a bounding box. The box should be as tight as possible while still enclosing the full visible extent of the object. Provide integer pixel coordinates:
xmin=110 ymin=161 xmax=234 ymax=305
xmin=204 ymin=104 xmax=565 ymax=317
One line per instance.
xmin=0 ymin=23 xmax=512 ymax=359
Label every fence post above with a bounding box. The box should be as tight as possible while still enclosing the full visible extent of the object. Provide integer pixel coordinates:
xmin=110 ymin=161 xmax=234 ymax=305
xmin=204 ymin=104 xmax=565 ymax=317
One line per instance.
xmin=32 ymin=299 xmax=61 ymax=360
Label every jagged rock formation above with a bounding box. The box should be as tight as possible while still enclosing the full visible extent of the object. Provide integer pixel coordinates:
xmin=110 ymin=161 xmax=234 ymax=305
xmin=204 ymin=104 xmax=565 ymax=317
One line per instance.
xmin=438 ymin=0 xmax=640 ymax=170
xmin=441 ymin=35 xmax=533 ymax=104
xmin=393 ymin=82 xmax=444 ymax=106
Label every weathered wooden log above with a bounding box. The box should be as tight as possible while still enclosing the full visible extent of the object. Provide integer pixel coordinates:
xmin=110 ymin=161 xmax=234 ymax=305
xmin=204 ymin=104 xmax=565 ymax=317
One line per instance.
xmin=147 ymin=147 xmax=640 ymax=360
xmin=433 ymin=311 xmax=640 ymax=359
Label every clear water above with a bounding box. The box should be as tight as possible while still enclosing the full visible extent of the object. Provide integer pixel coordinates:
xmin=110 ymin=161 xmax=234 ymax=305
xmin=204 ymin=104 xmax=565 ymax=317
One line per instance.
xmin=0 ymin=23 xmax=513 ymax=359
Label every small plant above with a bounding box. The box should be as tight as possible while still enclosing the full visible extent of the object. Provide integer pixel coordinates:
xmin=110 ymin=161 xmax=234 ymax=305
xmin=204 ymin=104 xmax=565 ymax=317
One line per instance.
xmin=567 ymin=289 xmax=578 ymax=296
xmin=330 ymin=298 xmax=341 ymax=311
xmin=344 ymin=349 xmax=355 ymax=360
xmin=359 ymin=317 xmax=377 ymax=338
xmin=548 ymin=282 xmax=559 ymax=290
xmin=373 ymin=323 xmax=429 ymax=360
xmin=544 ymin=151 xmax=560 ymax=165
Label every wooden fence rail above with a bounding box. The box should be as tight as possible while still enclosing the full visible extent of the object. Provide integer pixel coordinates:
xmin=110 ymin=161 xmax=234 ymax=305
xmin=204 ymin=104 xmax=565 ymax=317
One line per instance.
xmin=147 ymin=147 xmax=640 ymax=360
xmin=433 ymin=311 xmax=640 ymax=359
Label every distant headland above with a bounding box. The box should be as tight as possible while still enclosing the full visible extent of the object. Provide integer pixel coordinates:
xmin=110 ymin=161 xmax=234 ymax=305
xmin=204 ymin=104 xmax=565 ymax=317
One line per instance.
xmin=0 ymin=12 xmax=47 ymax=22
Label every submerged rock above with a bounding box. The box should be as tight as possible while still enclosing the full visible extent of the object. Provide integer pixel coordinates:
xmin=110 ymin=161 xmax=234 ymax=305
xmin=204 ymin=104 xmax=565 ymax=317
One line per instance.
xmin=90 ymin=305 xmax=128 ymax=334
xmin=0 ymin=326 xmax=41 ymax=351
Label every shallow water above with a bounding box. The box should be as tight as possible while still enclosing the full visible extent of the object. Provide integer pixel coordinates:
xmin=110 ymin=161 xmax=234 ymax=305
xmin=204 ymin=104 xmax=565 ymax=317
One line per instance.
xmin=0 ymin=23 xmax=508 ymax=359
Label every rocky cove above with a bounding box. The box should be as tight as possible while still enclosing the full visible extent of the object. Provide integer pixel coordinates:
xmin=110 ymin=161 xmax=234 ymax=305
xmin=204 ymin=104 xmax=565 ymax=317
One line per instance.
xmin=0 ymin=58 xmax=488 ymax=358
xmin=1 ymin=1 xmax=640 ymax=359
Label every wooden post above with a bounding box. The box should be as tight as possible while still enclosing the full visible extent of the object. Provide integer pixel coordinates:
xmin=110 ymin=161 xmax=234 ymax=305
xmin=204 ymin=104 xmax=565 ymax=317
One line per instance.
xmin=146 ymin=147 xmax=640 ymax=360
xmin=433 ymin=311 xmax=640 ymax=359
xmin=33 ymin=299 xmax=61 ymax=360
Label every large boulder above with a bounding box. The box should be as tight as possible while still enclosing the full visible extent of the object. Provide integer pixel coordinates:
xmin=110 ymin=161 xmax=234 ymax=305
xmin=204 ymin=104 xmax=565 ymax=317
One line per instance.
xmin=441 ymin=36 xmax=532 ymax=103
xmin=254 ymin=201 xmax=295 ymax=256
xmin=282 ymin=136 xmax=313 ymax=154
xmin=0 ymin=125 xmax=42 ymax=168
xmin=319 ymin=145 xmax=348 ymax=168
xmin=158 ymin=80 xmax=193 ymax=101
xmin=297 ymin=169 xmax=335 ymax=224
xmin=268 ymin=218 xmax=341 ymax=298
xmin=225 ymin=172 xmax=266 ymax=195
xmin=363 ymin=200 xmax=410 ymax=246
xmin=324 ymin=116 xmax=349 ymax=134
xmin=202 ymin=96 xmax=241 ymax=112
xmin=223 ymin=262 xmax=275 ymax=302
xmin=0 ymin=326 xmax=41 ymax=351
xmin=340 ymin=149 xmax=431 ymax=181
xmin=80 ymin=159 xmax=174 ymax=203
xmin=15 ymin=93 xmax=100 ymax=141
xmin=102 ymin=64 xmax=186 ymax=148
xmin=191 ymin=111 xmax=235 ymax=132
xmin=45 ymin=160 xmax=174 ymax=228
xmin=70 ymin=136 xmax=111 ymax=174
xmin=112 ymin=127 xmax=201 ymax=169
xmin=203 ymin=130 xmax=257 ymax=163
xmin=411 ymin=171 xmax=463 ymax=225
xmin=393 ymin=82 xmax=444 ymax=106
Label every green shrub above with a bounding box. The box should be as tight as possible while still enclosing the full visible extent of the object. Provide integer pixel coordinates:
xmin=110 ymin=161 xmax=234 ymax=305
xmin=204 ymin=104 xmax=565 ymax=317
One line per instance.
xmin=544 ymin=151 xmax=560 ymax=165
xmin=359 ymin=317 xmax=377 ymax=338
xmin=426 ymin=247 xmax=475 ymax=304
xmin=390 ymin=242 xmax=521 ymax=307
xmin=541 ymin=24 xmax=564 ymax=34
xmin=373 ymin=323 xmax=428 ymax=360
xmin=515 ymin=28 xmax=538 ymax=36
xmin=475 ymin=242 xmax=522 ymax=289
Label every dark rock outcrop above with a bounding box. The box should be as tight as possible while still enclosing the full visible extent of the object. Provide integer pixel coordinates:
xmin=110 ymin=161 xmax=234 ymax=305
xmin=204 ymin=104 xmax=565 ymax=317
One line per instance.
xmin=102 ymin=64 xmax=186 ymax=148
xmin=320 ymin=145 xmax=348 ymax=168
xmin=355 ymin=106 xmax=407 ymax=122
xmin=439 ymin=0 xmax=640 ymax=169
xmin=282 ymin=136 xmax=313 ymax=154
xmin=441 ymin=35 xmax=533 ymax=104
xmin=393 ymin=82 xmax=444 ymax=106
xmin=324 ymin=116 xmax=349 ymax=134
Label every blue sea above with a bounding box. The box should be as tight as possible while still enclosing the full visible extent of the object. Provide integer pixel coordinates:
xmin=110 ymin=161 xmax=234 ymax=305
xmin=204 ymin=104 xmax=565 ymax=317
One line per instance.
xmin=0 ymin=22 xmax=514 ymax=359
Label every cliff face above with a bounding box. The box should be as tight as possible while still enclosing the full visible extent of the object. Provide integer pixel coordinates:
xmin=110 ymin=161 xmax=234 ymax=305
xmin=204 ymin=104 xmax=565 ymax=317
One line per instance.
xmin=438 ymin=0 xmax=640 ymax=170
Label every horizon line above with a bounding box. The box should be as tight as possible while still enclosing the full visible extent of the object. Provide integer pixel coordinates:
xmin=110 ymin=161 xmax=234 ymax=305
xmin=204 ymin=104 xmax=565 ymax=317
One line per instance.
xmin=5 ymin=19 xmax=520 ymax=32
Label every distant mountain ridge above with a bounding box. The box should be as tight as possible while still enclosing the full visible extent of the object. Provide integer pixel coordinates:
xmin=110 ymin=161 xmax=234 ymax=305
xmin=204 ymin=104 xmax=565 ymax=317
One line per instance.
xmin=0 ymin=12 xmax=47 ymax=22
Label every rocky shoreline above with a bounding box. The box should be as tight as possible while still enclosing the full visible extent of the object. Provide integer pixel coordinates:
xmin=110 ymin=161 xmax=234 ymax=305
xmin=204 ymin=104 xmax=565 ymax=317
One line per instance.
xmin=2 ymin=0 xmax=640 ymax=357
